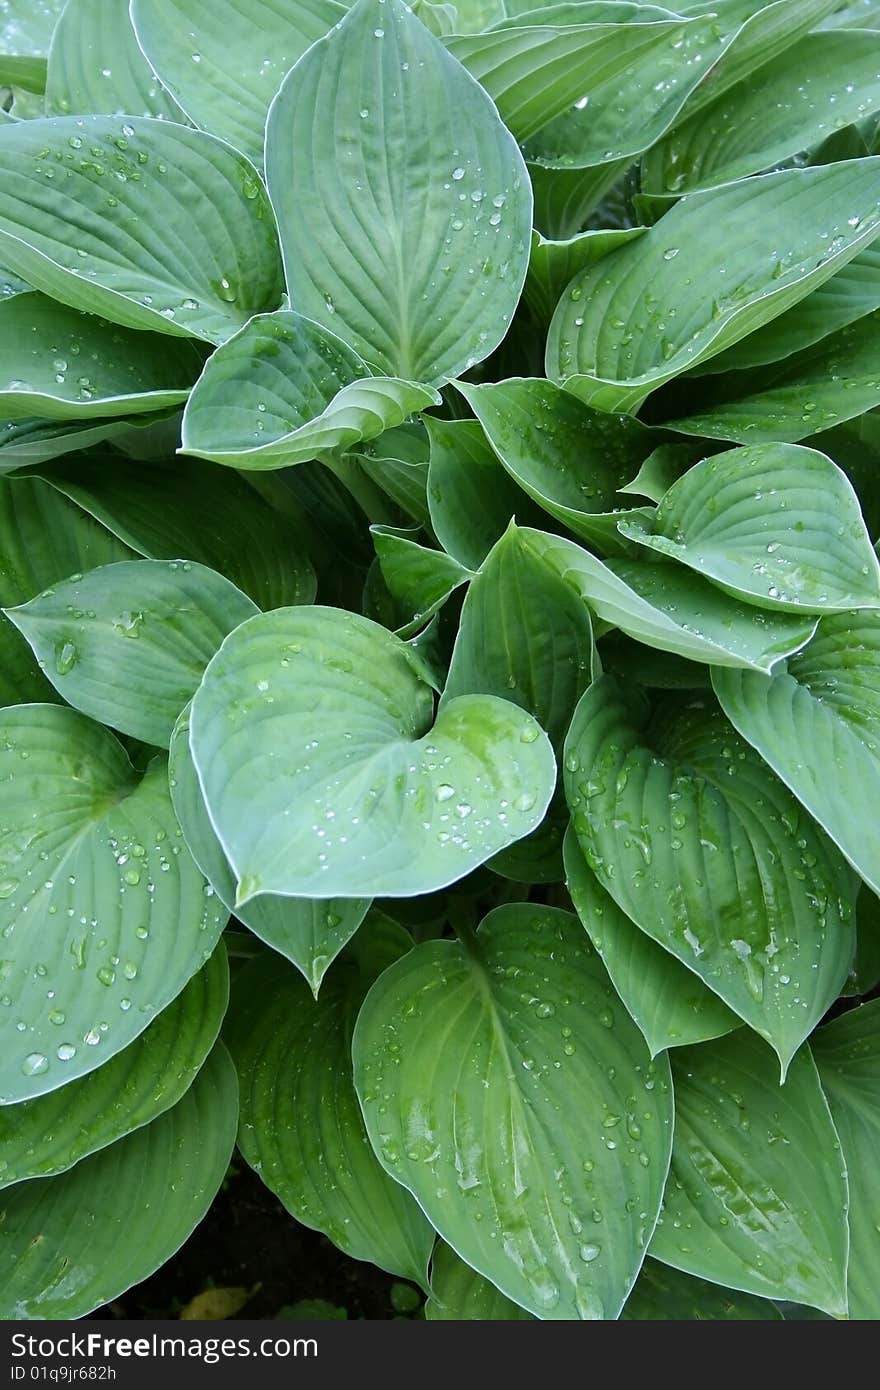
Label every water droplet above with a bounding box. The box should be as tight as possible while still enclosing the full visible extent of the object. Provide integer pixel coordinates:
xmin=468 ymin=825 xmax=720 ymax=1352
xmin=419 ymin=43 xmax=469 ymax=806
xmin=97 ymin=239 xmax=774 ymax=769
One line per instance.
xmin=579 ymin=1242 xmax=601 ymax=1262
xmin=54 ymin=641 xmax=78 ymax=675
xmin=22 ymin=1052 xmax=48 ymax=1076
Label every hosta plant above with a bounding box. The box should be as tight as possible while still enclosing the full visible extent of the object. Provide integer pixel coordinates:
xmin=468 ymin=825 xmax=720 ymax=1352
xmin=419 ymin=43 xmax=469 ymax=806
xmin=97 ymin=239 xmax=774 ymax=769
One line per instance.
xmin=1 ymin=0 xmax=880 ymax=1323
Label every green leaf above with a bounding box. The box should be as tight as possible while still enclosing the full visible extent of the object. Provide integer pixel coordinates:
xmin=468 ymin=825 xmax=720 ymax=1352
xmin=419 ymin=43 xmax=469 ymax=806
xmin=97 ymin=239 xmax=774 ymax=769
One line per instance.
xmin=0 ymin=1040 xmax=238 ymax=1319
xmin=6 ymin=559 xmax=258 ymax=748
xmin=846 ymin=889 xmax=880 ymax=997
xmin=45 ymin=0 xmax=185 ymax=120
xmin=0 ymin=293 xmax=200 ymax=420
xmin=564 ymin=676 xmax=855 ymax=1072
xmin=225 ymin=921 xmax=435 ymax=1285
xmin=181 ymin=311 xmax=438 ymax=470
xmin=0 ymin=115 xmax=282 ymax=344
xmin=821 ymin=0 xmax=880 ymax=25
xmin=642 ymin=31 xmax=880 ymax=196
xmin=264 ymin=0 xmax=532 ymax=384
xmin=190 ymin=605 xmax=556 ymax=900
xmin=372 ymin=526 xmax=473 ymax=635
xmin=353 ymin=903 xmax=673 ymax=1320
xmin=546 ymin=160 xmax=880 ymax=412
xmin=515 ymin=529 xmax=819 ymax=672
xmin=694 ymin=247 xmax=880 ymax=376
xmin=0 ymin=471 xmax=133 ymax=706
xmin=169 ymin=704 xmax=370 ymax=994
xmin=426 ymin=1241 xmax=534 ymax=1320
xmin=650 ymin=1030 xmax=849 ymax=1318
xmin=813 ymin=1000 xmax=880 ymax=1319
xmin=0 ymin=704 xmax=226 ymax=1105
xmin=524 ymin=227 xmax=644 ymax=332
xmin=0 ymin=55 xmax=47 ymax=93
xmin=425 ymin=416 xmax=544 ymax=571
xmin=0 ymin=413 xmax=176 ymax=471
xmin=0 ymin=0 xmax=65 ymax=62
xmin=564 ymin=826 xmax=738 ymax=1056
xmin=713 ymin=612 xmax=880 ymax=897
xmin=443 ymin=523 xmax=595 ymax=749
xmin=456 ymin=378 xmax=653 ymax=555
xmin=622 ymin=1258 xmax=782 ymax=1320
xmin=355 ymin=423 xmax=431 ymax=528
xmin=33 ymin=453 xmax=316 ymax=611
xmin=667 ymin=312 xmax=880 ymax=445
xmin=0 ymin=943 xmax=228 ymax=1189
xmin=131 ymin=0 xmax=343 ymax=165
xmin=620 ymin=443 xmax=880 ymax=612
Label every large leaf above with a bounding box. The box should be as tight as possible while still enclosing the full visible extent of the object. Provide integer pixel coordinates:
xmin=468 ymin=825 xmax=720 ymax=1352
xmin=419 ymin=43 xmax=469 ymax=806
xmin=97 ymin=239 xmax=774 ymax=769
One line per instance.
xmin=713 ymin=612 xmax=880 ymax=896
xmin=131 ymin=0 xmax=343 ymax=165
xmin=443 ymin=523 xmax=595 ymax=749
xmin=6 ymin=559 xmax=258 ymax=747
xmin=0 ymin=412 xmax=178 ymax=471
xmin=0 ymin=115 xmax=282 ymax=344
xmin=264 ymin=0 xmax=532 ymax=384
xmin=564 ymin=826 xmax=738 ymax=1057
xmin=649 ymin=1030 xmax=849 ymax=1318
xmin=0 ymin=1041 xmax=238 ymax=1319
xmin=33 ymin=453 xmax=316 ymax=611
xmin=619 ymin=444 xmax=880 ymax=612
xmin=181 ymin=311 xmax=438 ymax=470
xmin=0 ymin=943 xmax=227 ymax=1189
xmin=169 ymin=704 xmax=370 ymax=994
xmin=353 ymin=904 xmax=673 ymax=1320
xmin=226 ymin=922 xmax=435 ymax=1285
xmin=564 ymin=676 xmax=855 ymax=1071
xmin=813 ymin=1000 xmax=880 ymax=1319
xmin=667 ymin=312 xmax=880 ymax=445
xmin=45 ymin=0 xmax=185 ymax=119
xmin=425 ymin=416 xmax=545 ymax=570
xmin=515 ymin=529 xmax=819 ymax=672
xmin=546 ymin=160 xmax=880 ymax=412
xmin=0 ymin=705 xmax=226 ymax=1105
xmin=456 ymin=378 xmax=653 ymax=555
xmin=642 ymin=31 xmax=880 ymax=196
xmin=622 ymin=1258 xmax=782 ymax=1320
xmin=190 ymin=606 xmax=556 ymax=900
xmin=0 ymin=471 xmax=133 ymax=706
xmin=0 ymin=293 xmax=200 ymax=420
xmin=426 ymin=1241 xmax=534 ymax=1320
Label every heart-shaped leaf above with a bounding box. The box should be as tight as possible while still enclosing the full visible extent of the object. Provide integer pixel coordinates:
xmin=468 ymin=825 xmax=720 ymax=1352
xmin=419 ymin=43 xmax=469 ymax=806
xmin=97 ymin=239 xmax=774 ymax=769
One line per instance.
xmin=564 ymin=826 xmax=738 ymax=1056
xmin=546 ymin=160 xmax=880 ymax=412
xmin=131 ymin=0 xmax=343 ymax=165
xmin=564 ymin=676 xmax=855 ymax=1071
xmin=353 ymin=904 xmax=673 ymax=1319
xmin=443 ymin=523 xmax=595 ymax=749
xmin=45 ymin=0 xmax=185 ymax=120
xmin=516 ymin=529 xmax=818 ymax=672
xmin=0 ymin=942 xmax=227 ymax=1189
xmin=649 ymin=1030 xmax=849 ymax=1317
xmin=190 ymin=606 xmax=556 ymax=900
xmin=6 ymin=559 xmax=258 ymax=747
xmin=169 ymin=704 xmax=370 ymax=994
xmin=0 ymin=115 xmax=282 ymax=343
xmin=426 ymin=1241 xmax=534 ymax=1320
xmin=667 ymin=312 xmax=880 ymax=445
xmin=813 ymin=999 xmax=880 ymax=1320
xmin=264 ymin=0 xmax=532 ymax=384
xmin=642 ymin=31 xmax=880 ymax=196
xmin=181 ymin=312 xmax=439 ymax=470
xmin=457 ymin=378 xmax=653 ymax=555
xmin=0 ymin=704 xmax=227 ymax=1104
xmin=713 ymin=611 xmax=880 ymax=896
xmin=225 ymin=920 xmax=435 ymax=1285
xmin=0 ymin=1040 xmax=238 ymax=1319
xmin=34 ymin=452 xmax=316 ymax=611
xmin=622 ymin=1258 xmax=782 ymax=1320
xmin=620 ymin=444 xmax=880 ymax=612
xmin=0 ymin=293 xmax=200 ymax=420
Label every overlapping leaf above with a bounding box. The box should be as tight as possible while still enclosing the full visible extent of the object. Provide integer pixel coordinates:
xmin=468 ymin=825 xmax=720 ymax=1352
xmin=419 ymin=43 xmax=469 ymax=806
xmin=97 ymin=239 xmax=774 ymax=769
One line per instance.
xmin=46 ymin=0 xmax=185 ymax=120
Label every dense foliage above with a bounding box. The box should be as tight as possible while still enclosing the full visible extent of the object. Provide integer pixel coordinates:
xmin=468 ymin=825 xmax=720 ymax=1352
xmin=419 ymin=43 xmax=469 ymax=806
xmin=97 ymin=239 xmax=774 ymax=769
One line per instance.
xmin=1 ymin=0 xmax=879 ymax=1322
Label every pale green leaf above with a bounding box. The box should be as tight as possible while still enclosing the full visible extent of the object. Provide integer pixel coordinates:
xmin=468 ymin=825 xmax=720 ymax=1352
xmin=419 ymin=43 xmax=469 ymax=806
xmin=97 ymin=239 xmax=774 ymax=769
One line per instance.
xmin=45 ymin=0 xmax=185 ymax=120
xmin=0 ymin=0 xmax=65 ymax=60
xmin=564 ymin=676 xmax=855 ymax=1071
xmin=189 ymin=606 xmax=556 ymax=900
xmin=524 ymin=227 xmax=644 ymax=331
xmin=265 ymin=0 xmax=532 ymax=384
xmin=0 ymin=705 xmax=227 ymax=1104
xmin=353 ymin=904 xmax=673 ymax=1319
